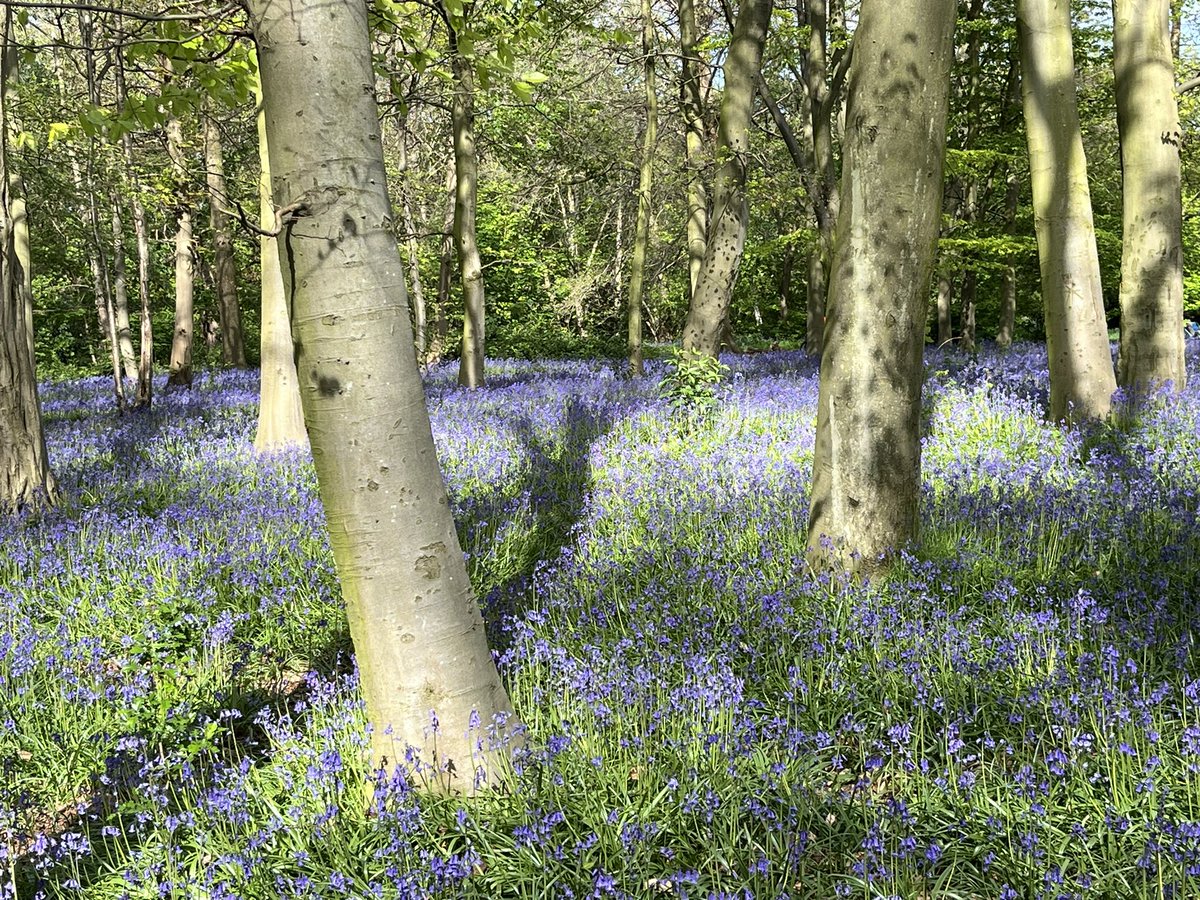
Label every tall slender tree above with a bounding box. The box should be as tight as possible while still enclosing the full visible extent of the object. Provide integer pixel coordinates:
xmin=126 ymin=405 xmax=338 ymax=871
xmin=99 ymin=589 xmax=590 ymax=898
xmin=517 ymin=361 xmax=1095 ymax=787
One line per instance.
xmin=807 ymin=0 xmax=956 ymax=571
xmin=166 ymin=106 xmax=195 ymax=388
xmin=204 ymin=112 xmax=247 ymax=368
xmin=249 ymin=0 xmax=517 ymax=790
xmin=252 ymin=66 xmax=306 ymax=451
xmin=681 ymin=0 xmax=773 ymax=357
xmin=0 ymin=10 xmax=53 ymax=511
xmin=680 ymin=0 xmax=709 ymax=297
xmin=1113 ymin=0 xmax=1185 ymax=392
xmin=1017 ymin=0 xmax=1116 ymax=420
xmin=626 ymin=0 xmax=657 ymax=376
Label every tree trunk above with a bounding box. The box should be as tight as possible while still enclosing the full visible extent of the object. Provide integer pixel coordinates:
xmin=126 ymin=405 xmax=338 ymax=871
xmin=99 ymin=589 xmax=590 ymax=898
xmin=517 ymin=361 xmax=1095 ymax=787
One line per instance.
xmin=430 ymin=159 xmax=455 ymax=366
xmin=249 ymin=0 xmax=517 ymax=791
xmin=204 ymin=113 xmax=247 ymax=368
xmin=115 ymin=53 xmax=153 ymax=408
xmin=627 ymin=0 xmax=657 ymax=377
xmin=109 ymin=196 xmax=138 ymax=381
xmin=166 ymin=112 xmax=194 ymax=388
xmin=397 ymin=122 xmax=427 ymax=357
xmin=805 ymin=0 xmax=839 ymax=356
xmin=0 ymin=13 xmax=54 ymax=512
xmin=961 ymin=270 xmax=977 ymax=351
xmin=1017 ymin=0 xmax=1117 ymax=420
xmin=9 ymin=178 xmax=31 ymax=363
xmin=681 ymin=0 xmax=773 ymax=357
xmin=807 ymin=0 xmax=956 ymax=572
xmin=680 ymin=0 xmax=709 ymax=297
xmin=1113 ymin=0 xmax=1185 ymax=392
xmin=252 ymin=65 xmax=307 ymax=451
xmin=936 ymin=271 xmax=954 ymax=346
xmin=449 ymin=38 xmax=486 ymax=389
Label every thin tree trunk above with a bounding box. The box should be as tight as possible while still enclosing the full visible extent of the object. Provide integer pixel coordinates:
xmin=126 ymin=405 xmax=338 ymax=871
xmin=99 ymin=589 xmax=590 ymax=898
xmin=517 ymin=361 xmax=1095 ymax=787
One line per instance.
xmin=249 ymin=0 xmax=517 ymax=790
xmin=114 ymin=53 xmax=153 ymax=407
xmin=9 ymin=177 xmax=31 ymax=363
xmin=681 ymin=0 xmax=774 ymax=357
xmin=961 ymin=270 xmax=977 ymax=351
xmin=937 ymin=271 xmax=954 ymax=346
xmin=1114 ymin=0 xmax=1185 ymax=392
xmin=109 ymin=196 xmax=137 ymax=380
xmin=398 ymin=122 xmax=427 ymax=356
xmin=680 ymin=0 xmax=709 ymax=297
xmin=166 ymin=111 xmax=194 ymax=388
xmin=1017 ymin=0 xmax=1117 ymax=420
xmin=447 ymin=31 xmax=486 ymax=389
xmin=0 ymin=12 xmax=54 ymax=511
xmin=627 ymin=0 xmax=657 ymax=377
xmin=430 ymin=158 xmax=456 ymax=365
xmin=204 ymin=113 xmax=247 ymax=368
xmin=807 ymin=0 xmax=956 ymax=572
xmin=252 ymin=65 xmax=307 ymax=451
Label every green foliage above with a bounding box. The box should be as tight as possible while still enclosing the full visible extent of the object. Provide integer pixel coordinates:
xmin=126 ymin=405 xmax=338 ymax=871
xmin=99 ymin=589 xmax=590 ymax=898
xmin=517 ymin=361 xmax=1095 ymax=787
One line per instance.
xmin=657 ymin=347 xmax=729 ymax=428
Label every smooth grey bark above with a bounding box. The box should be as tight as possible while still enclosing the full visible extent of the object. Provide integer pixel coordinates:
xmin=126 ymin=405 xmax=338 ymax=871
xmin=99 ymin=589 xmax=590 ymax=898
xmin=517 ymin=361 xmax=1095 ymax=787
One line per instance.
xmin=807 ymin=0 xmax=956 ymax=572
xmin=0 ymin=12 xmax=53 ymax=512
xmin=627 ymin=0 xmax=657 ymax=376
xmin=680 ymin=0 xmax=709 ymax=297
xmin=252 ymin=68 xmax=306 ymax=451
xmin=430 ymin=159 xmax=456 ymax=366
xmin=204 ymin=113 xmax=247 ymax=368
xmin=1017 ymin=0 xmax=1117 ymax=420
xmin=446 ymin=24 xmax=486 ymax=389
xmin=109 ymin=196 xmax=137 ymax=381
xmin=397 ymin=123 xmax=427 ymax=357
xmin=114 ymin=52 xmax=153 ymax=407
xmin=9 ymin=178 xmax=30 ymax=363
xmin=805 ymin=0 xmax=839 ymax=355
xmin=936 ymin=271 xmax=953 ymax=346
xmin=681 ymin=0 xmax=773 ymax=356
xmin=249 ymin=0 xmax=517 ymax=791
xmin=1113 ymin=0 xmax=1185 ymax=392
xmin=166 ymin=112 xmax=194 ymax=388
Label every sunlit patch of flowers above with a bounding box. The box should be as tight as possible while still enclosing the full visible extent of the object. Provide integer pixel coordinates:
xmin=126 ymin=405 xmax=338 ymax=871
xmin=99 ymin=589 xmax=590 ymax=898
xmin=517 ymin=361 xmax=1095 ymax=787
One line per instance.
xmin=4 ymin=344 xmax=1200 ymax=898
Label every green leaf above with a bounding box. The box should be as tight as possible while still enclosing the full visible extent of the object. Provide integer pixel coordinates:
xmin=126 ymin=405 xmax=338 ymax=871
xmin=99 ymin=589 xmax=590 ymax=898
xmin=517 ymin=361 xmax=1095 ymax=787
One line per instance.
xmin=521 ymin=70 xmax=548 ymax=85
xmin=47 ymin=122 xmax=72 ymax=144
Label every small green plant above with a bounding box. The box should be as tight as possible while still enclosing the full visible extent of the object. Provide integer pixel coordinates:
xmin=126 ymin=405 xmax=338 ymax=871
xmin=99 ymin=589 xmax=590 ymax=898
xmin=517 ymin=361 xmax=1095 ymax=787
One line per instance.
xmin=657 ymin=347 xmax=730 ymax=429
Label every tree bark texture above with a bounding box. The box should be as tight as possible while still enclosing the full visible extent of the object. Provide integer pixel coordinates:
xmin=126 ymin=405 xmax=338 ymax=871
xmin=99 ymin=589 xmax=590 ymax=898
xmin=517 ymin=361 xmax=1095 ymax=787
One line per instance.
xmin=250 ymin=0 xmax=517 ymax=791
xmin=0 ymin=13 xmax=54 ymax=512
xmin=807 ymin=0 xmax=957 ymax=571
xmin=449 ymin=41 xmax=486 ymax=389
xmin=1113 ymin=0 xmax=1186 ymax=392
xmin=806 ymin=0 xmax=839 ymax=355
xmin=205 ymin=113 xmax=247 ymax=368
xmin=627 ymin=0 xmax=657 ymax=377
xmin=109 ymin=195 xmax=137 ymax=381
xmin=680 ymin=0 xmax=709 ymax=298
xmin=682 ymin=0 xmax=774 ymax=357
xmin=1017 ymin=0 xmax=1117 ymax=420
xmin=166 ymin=113 xmax=194 ymax=388
xmin=252 ymin=68 xmax=307 ymax=451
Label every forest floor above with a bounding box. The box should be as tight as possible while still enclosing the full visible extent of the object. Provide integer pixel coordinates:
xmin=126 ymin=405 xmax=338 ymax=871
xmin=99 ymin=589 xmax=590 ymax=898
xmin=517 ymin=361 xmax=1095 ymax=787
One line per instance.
xmin=4 ymin=344 xmax=1200 ymax=899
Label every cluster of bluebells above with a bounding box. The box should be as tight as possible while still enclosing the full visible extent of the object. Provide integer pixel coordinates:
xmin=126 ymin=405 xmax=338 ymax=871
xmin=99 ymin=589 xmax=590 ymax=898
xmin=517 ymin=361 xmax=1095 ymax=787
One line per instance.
xmin=4 ymin=345 xmax=1200 ymax=898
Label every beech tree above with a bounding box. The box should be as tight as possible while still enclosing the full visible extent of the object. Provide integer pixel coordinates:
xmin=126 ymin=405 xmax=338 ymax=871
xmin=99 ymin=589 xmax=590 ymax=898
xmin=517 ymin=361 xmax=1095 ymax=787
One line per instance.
xmin=1017 ymin=0 xmax=1116 ymax=420
xmin=0 ymin=10 xmax=54 ymax=512
xmin=1113 ymin=0 xmax=1185 ymax=392
xmin=807 ymin=0 xmax=956 ymax=571
xmin=681 ymin=0 xmax=773 ymax=357
xmin=249 ymin=0 xmax=517 ymax=790
xmin=626 ymin=0 xmax=657 ymax=377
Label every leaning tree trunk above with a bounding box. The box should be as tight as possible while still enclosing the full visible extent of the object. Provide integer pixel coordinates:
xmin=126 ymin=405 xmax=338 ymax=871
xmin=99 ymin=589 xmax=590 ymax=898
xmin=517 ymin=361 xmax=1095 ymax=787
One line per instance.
xmin=429 ymin=160 xmax=456 ymax=366
xmin=807 ymin=0 xmax=956 ymax=573
xmin=397 ymin=121 xmax=428 ymax=357
xmin=680 ymin=0 xmax=709 ymax=297
xmin=681 ymin=0 xmax=774 ymax=357
xmin=627 ymin=0 xmax=657 ymax=377
xmin=252 ymin=68 xmax=307 ymax=451
xmin=1017 ymin=0 xmax=1117 ymax=420
xmin=249 ymin=0 xmax=517 ymax=791
xmin=1113 ymin=0 xmax=1185 ymax=392
xmin=0 ymin=13 xmax=54 ymax=512
xmin=166 ymin=112 xmax=194 ymax=388
xmin=204 ymin=112 xmax=247 ymax=368
xmin=447 ymin=29 xmax=486 ymax=389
